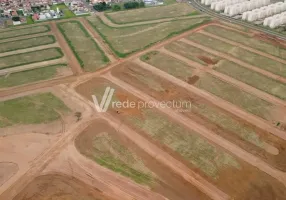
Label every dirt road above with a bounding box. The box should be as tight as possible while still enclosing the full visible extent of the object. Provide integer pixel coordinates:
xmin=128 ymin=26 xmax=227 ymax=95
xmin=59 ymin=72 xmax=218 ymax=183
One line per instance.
xmin=50 ymin=21 xmax=83 ymax=75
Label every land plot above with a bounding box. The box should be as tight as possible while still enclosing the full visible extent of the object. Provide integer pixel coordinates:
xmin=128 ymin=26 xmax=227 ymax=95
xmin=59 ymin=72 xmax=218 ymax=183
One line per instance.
xmin=0 ymin=25 xmax=50 ymax=40
xmin=0 ymin=92 xmax=70 ymax=128
xmin=0 ymin=162 xmax=18 ymax=186
xmin=57 ymin=21 xmax=109 ymax=72
xmin=105 ymin=3 xmax=196 ymax=24
xmin=165 ymin=41 xmax=286 ymax=100
xmin=87 ymin=16 xmax=209 ymax=57
xmin=0 ymin=35 xmax=56 ymax=53
xmin=0 ymin=48 xmax=64 ymax=70
xmin=141 ymin=51 xmax=274 ymax=120
xmin=165 ymin=40 xmax=221 ymax=65
xmin=187 ymin=33 xmax=286 ymax=78
xmin=75 ymin=120 xmax=208 ymax=200
xmin=75 ymin=77 xmax=286 ymax=200
xmin=51 ymin=3 xmax=75 ymax=18
xmin=214 ymin=60 xmax=286 ymax=100
xmin=111 ymin=62 xmax=286 ymax=171
xmin=13 ymin=174 xmax=112 ymax=200
xmin=203 ymin=25 xmax=286 ymax=59
xmin=0 ymin=64 xmax=71 ymax=88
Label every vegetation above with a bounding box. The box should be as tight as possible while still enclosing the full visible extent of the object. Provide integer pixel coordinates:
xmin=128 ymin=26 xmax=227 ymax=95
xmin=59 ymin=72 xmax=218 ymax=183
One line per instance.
xmin=87 ymin=16 xmax=209 ymax=57
xmin=141 ymin=51 xmax=273 ymax=120
xmin=112 ymin=4 xmax=121 ymax=11
xmin=0 ymin=35 xmax=56 ymax=53
xmin=0 ymin=64 xmax=68 ymax=88
xmin=0 ymin=25 xmax=50 ymax=40
xmin=51 ymin=3 xmax=76 ymax=18
xmin=0 ymin=92 xmax=69 ymax=128
xmin=26 ymin=16 xmax=34 ymax=24
xmin=57 ymin=21 xmax=109 ymax=71
xmin=93 ymin=2 xmax=111 ymax=12
xmin=123 ymin=1 xmax=145 ymax=10
xmin=105 ymin=3 xmax=196 ymax=24
xmin=76 ymin=126 xmax=155 ymax=186
xmin=0 ymin=48 xmax=64 ymax=70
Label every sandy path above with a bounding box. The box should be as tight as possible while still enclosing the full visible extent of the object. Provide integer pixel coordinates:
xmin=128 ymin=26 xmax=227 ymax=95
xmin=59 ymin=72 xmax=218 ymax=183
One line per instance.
xmin=133 ymin=58 xmax=286 ymax=140
xmin=200 ymin=31 xmax=286 ymax=64
xmin=50 ymin=21 xmax=83 ymax=75
xmin=180 ymin=38 xmax=286 ymax=84
xmin=99 ymin=112 xmax=228 ymax=200
xmin=0 ymin=42 xmax=60 ymax=57
xmin=79 ymin=18 xmax=117 ymax=62
xmin=97 ymin=12 xmax=209 ymax=28
xmin=104 ymin=72 xmax=286 ymax=186
xmin=0 ymin=32 xmax=52 ymax=43
xmin=0 ymin=57 xmax=67 ymax=76
xmin=160 ymin=47 xmax=286 ymax=107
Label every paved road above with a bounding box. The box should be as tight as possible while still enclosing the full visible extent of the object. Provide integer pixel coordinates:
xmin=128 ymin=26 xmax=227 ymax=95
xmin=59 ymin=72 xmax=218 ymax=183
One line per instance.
xmin=189 ymin=0 xmax=286 ymax=41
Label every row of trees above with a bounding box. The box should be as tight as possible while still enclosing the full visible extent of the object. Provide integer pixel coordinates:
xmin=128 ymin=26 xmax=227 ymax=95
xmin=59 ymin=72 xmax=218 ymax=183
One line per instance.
xmin=94 ymin=1 xmax=145 ymax=12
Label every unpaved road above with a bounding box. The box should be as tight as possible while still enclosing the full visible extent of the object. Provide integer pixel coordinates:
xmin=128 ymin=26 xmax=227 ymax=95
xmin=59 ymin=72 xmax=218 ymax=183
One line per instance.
xmin=50 ymin=21 xmax=83 ymax=75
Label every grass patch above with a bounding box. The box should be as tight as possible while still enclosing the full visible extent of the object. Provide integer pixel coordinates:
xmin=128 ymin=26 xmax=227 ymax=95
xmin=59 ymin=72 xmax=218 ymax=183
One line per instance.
xmin=204 ymin=25 xmax=286 ymax=59
xmin=0 ymin=47 xmax=64 ymax=70
xmin=0 ymin=64 xmax=68 ymax=88
xmin=214 ymin=60 xmax=286 ymax=100
xmin=87 ymin=16 xmax=210 ymax=57
xmin=0 ymin=92 xmax=69 ymax=128
xmin=141 ymin=51 xmax=273 ymax=120
xmin=105 ymin=3 xmax=196 ymax=24
xmin=187 ymin=33 xmax=286 ymax=78
xmin=26 ymin=16 xmax=34 ymax=24
xmin=165 ymin=40 xmax=220 ymax=66
xmin=57 ymin=20 xmax=109 ymax=71
xmin=76 ymin=127 xmax=155 ymax=186
xmin=0 ymin=35 xmax=55 ymax=53
xmin=51 ymin=3 xmax=76 ymax=18
xmin=0 ymin=25 xmax=50 ymax=40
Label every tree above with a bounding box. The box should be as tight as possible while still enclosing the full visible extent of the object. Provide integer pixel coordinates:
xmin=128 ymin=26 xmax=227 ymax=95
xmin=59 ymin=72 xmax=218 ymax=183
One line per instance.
xmin=93 ymin=2 xmax=111 ymax=11
xmin=112 ymin=4 xmax=121 ymax=11
xmin=139 ymin=1 xmax=145 ymax=7
xmin=12 ymin=16 xmax=20 ymax=21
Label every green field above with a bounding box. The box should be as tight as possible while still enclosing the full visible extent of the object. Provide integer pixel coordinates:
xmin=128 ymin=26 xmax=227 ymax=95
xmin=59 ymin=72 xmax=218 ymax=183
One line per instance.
xmin=0 ymin=92 xmax=69 ymax=128
xmin=106 ymin=3 xmax=197 ymax=24
xmin=87 ymin=16 xmax=209 ymax=57
xmin=165 ymin=40 xmax=221 ymax=65
xmin=0 ymin=25 xmax=50 ymax=40
xmin=75 ymin=122 xmax=155 ymax=186
xmin=0 ymin=35 xmax=55 ymax=53
xmin=187 ymin=33 xmax=286 ymax=78
xmin=203 ymin=25 xmax=286 ymax=59
xmin=0 ymin=64 xmax=69 ymax=88
xmin=141 ymin=51 xmax=273 ymax=120
xmin=51 ymin=3 xmax=75 ymax=18
xmin=214 ymin=60 xmax=286 ymax=100
xmin=0 ymin=48 xmax=64 ymax=70
xmin=57 ymin=21 xmax=109 ymax=71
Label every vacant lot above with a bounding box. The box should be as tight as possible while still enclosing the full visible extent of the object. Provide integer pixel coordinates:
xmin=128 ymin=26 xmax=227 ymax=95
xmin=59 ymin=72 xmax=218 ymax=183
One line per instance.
xmin=165 ymin=41 xmax=221 ymax=65
xmin=57 ymin=21 xmax=109 ymax=71
xmin=187 ymin=33 xmax=286 ymax=78
xmin=215 ymin=60 xmax=286 ymax=100
xmin=111 ymin=62 xmax=286 ymax=171
xmin=75 ymin=121 xmax=155 ymax=186
xmin=0 ymin=35 xmax=55 ymax=53
xmin=203 ymin=25 xmax=286 ymax=59
xmin=0 ymin=92 xmax=69 ymax=128
xmin=0 ymin=48 xmax=63 ymax=70
xmin=87 ymin=16 xmax=209 ymax=57
xmin=0 ymin=64 xmax=70 ymax=88
xmin=106 ymin=3 xmax=196 ymax=24
xmin=0 ymin=25 xmax=50 ymax=40
xmin=51 ymin=3 xmax=75 ymax=18
xmin=13 ymin=174 xmax=112 ymax=200
xmin=0 ymin=162 xmax=18 ymax=186
xmin=141 ymin=51 xmax=273 ymax=120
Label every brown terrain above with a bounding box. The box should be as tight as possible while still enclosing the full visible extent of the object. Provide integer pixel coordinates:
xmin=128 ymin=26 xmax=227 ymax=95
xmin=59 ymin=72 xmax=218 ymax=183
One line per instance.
xmin=0 ymin=12 xmax=286 ymax=200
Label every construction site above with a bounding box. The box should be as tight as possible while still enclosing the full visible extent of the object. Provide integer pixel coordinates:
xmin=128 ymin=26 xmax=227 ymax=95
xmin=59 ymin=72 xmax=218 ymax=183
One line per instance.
xmin=0 ymin=2 xmax=286 ymax=200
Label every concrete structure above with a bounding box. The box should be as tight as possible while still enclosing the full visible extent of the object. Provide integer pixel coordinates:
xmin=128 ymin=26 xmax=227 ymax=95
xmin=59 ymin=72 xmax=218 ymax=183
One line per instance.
xmin=211 ymin=0 xmax=247 ymax=12
xmin=264 ymin=11 xmax=286 ymax=28
xmin=224 ymin=0 xmax=270 ymax=16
